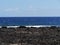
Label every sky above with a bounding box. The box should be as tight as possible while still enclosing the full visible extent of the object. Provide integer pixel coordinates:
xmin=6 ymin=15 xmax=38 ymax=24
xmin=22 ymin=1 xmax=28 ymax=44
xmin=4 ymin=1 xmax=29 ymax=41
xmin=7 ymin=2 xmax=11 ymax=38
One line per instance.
xmin=0 ymin=0 xmax=60 ymax=17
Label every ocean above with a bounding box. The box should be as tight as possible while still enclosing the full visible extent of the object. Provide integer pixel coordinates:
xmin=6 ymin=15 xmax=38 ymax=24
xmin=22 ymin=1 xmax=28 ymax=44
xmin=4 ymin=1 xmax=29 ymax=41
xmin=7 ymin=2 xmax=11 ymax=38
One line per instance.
xmin=0 ymin=17 xmax=60 ymax=26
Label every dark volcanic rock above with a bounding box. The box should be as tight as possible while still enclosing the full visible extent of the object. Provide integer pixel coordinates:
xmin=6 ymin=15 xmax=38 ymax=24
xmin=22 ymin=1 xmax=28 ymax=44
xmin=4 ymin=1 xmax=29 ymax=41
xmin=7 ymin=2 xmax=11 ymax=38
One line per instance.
xmin=0 ymin=27 xmax=60 ymax=45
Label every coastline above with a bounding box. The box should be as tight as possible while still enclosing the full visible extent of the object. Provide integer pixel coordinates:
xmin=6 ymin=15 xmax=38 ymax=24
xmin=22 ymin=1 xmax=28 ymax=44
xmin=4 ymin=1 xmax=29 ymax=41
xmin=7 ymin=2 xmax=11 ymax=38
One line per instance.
xmin=0 ymin=25 xmax=59 ymax=28
xmin=0 ymin=26 xmax=60 ymax=45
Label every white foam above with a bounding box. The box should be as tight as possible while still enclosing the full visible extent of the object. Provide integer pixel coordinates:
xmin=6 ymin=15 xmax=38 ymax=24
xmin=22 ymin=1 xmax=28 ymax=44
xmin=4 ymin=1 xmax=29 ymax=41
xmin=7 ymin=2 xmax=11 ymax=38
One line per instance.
xmin=7 ymin=26 xmax=19 ymax=28
xmin=0 ymin=25 xmax=59 ymax=28
xmin=25 ymin=25 xmax=51 ymax=28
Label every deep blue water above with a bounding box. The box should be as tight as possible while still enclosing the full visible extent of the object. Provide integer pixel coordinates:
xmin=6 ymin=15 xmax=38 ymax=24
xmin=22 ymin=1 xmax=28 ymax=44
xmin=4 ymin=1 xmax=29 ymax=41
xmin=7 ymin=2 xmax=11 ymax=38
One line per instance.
xmin=0 ymin=17 xmax=60 ymax=26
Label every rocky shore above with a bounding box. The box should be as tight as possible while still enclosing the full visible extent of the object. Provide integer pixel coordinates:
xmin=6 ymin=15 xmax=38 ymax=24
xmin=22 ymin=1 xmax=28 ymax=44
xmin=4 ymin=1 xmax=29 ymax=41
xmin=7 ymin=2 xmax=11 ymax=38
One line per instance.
xmin=0 ymin=26 xmax=60 ymax=45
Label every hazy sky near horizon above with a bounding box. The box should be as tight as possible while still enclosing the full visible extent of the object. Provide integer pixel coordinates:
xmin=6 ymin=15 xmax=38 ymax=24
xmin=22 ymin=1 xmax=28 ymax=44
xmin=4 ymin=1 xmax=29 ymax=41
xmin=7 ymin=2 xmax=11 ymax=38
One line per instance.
xmin=0 ymin=0 xmax=60 ymax=17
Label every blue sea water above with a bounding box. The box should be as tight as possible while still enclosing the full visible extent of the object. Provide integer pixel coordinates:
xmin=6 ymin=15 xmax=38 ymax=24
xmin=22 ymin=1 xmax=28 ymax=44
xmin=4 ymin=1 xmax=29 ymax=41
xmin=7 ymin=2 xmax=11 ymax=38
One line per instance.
xmin=0 ymin=17 xmax=60 ymax=26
